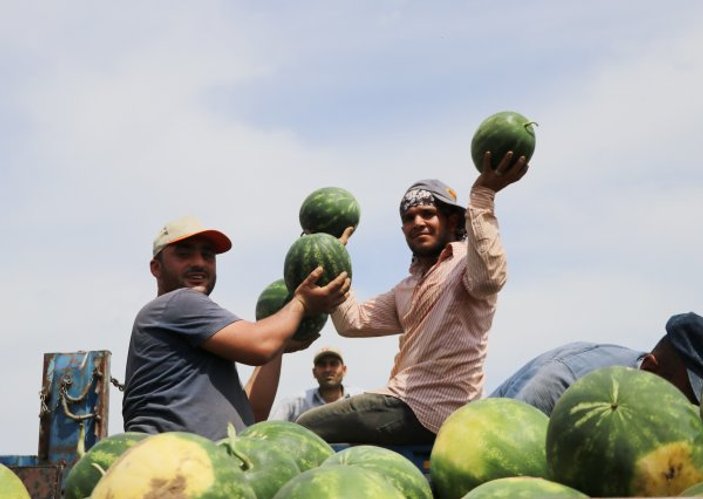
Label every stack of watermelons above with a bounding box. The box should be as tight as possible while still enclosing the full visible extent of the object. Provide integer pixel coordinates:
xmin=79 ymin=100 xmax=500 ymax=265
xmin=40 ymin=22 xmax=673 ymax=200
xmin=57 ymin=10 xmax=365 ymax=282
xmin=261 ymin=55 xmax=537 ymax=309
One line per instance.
xmin=255 ymin=186 xmax=359 ymax=342
xmin=64 ymin=420 xmax=431 ymax=498
xmin=429 ymin=366 xmax=703 ymax=498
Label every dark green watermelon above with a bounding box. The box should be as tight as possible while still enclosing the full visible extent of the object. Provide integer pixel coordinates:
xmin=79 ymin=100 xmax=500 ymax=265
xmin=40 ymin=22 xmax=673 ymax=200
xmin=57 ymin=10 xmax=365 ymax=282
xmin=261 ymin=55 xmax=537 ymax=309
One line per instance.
xmin=272 ymin=464 xmax=404 ymax=498
xmin=63 ymin=432 xmax=148 ymax=499
xmin=546 ymin=366 xmax=703 ymax=497
xmin=430 ymin=397 xmax=549 ymax=498
xmin=322 ymin=445 xmax=432 ymax=499
xmin=218 ymin=425 xmax=301 ymax=499
xmin=463 ymin=477 xmax=587 ymax=498
xmin=255 ymin=278 xmax=327 ymax=341
xmin=283 ymin=233 xmax=352 ymax=293
xmin=238 ymin=420 xmax=334 ymax=472
xmin=470 ymin=110 xmax=536 ymax=172
xmin=299 ymin=186 xmax=360 ymax=238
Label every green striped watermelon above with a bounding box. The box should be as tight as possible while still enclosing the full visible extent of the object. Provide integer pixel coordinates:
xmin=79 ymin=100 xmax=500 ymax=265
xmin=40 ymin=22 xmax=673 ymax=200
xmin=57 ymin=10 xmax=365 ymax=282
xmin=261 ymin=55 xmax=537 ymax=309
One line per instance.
xmin=255 ymin=278 xmax=328 ymax=341
xmin=430 ymin=397 xmax=549 ymax=498
xmin=272 ymin=464 xmax=404 ymax=498
xmin=63 ymin=432 xmax=148 ymax=499
xmin=238 ymin=420 xmax=334 ymax=472
xmin=546 ymin=366 xmax=703 ymax=497
xmin=470 ymin=110 xmax=536 ymax=172
xmin=91 ymin=431 xmax=256 ymax=498
xmin=322 ymin=445 xmax=432 ymax=499
xmin=283 ymin=233 xmax=352 ymax=293
xmin=0 ymin=464 xmax=30 ymax=499
xmin=463 ymin=476 xmax=587 ymax=498
xmin=218 ymin=425 xmax=301 ymax=499
xmin=299 ymin=186 xmax=360 ymax=238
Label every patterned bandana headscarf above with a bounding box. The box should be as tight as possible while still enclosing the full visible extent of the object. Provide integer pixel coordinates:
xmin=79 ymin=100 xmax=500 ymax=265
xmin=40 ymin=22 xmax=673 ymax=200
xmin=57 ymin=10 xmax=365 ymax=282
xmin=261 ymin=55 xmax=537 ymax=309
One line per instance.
xmin=399 ymin=188 xmax=436 ymax=215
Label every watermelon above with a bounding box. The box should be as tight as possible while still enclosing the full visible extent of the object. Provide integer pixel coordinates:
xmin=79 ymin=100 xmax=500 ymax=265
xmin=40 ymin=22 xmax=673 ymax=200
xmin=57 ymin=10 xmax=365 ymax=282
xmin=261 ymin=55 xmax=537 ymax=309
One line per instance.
xmin=299 ymin=186 xmax=360 ymax=238
xmin=238 ymin=420 xmax=334 ymax=472
xmin=430 ymin=397 xmax=549 ymax=498
xmin=63 ymin=431 xmax=148 ymax=499
xmin=255 ymin=278 xmax=328 ymax=341
xmin=218 ymin=425 xmax=301 ymax=499
xmin=463 ymin=476 xmax=587 ymax=498
xmin=546 ymin=366 xmax=703 ymax=497
xmin=322 ymin=445 xmax=432 ymax=499
xmin=283 ymin=232 xmax=352 ymax=293
xmin=91 ymin=431 xmax=256 ymax=498
xmin=272 ymin=464 xmax=405 ymax=499
xmin=681 ymin=481 xmax=703 ymax=496
xmin=0 ymin=464 xmax=30 ymax=499
xmin=470 ymin=110 xmax=536 ymax=172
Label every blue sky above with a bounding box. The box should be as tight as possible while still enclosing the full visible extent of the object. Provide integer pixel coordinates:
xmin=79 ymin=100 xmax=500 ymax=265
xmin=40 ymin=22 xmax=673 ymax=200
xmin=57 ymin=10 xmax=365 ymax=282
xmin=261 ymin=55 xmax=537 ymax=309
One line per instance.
xmin=2 ymin=1 xmax=703 ymax=455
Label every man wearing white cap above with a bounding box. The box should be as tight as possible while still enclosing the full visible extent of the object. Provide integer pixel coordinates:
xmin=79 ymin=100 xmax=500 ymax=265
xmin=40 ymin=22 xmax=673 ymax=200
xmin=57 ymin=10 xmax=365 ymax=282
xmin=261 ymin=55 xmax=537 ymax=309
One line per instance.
xmin=490 ymin=312 xmax=703 ymax=414
xmin=122 ymin=216 xmax=350 ymax=441
xmin=298 ymin=151 xmax=529 ymax=444
xmin=269 ymin=347 xmax=363 ymax=422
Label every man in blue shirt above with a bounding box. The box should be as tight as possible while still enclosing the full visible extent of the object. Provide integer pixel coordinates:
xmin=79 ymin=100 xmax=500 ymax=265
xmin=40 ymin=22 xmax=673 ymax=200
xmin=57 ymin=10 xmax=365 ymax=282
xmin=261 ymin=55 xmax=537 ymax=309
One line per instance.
xmin=269 ymin=346 xmax=363 ymax=422
xmin=490 ymin=312 xmax=703 ymax=415
xmin=123 ymin=216 xmax=351 ymax=440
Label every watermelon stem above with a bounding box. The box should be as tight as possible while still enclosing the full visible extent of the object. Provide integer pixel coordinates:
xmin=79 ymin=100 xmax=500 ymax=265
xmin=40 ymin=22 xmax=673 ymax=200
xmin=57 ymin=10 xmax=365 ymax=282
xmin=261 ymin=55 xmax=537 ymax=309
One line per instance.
xmin=525 ymin=121 xmax=539 ymax=128
xmin=223 ymin=423 xmax=255 ymax=471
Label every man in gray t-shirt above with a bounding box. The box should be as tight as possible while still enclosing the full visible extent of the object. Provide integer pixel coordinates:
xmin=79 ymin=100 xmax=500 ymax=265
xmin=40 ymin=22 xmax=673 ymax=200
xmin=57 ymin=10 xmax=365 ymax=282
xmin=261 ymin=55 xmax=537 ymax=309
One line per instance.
xmin=122 ymin=216 xmax=351 ymax=440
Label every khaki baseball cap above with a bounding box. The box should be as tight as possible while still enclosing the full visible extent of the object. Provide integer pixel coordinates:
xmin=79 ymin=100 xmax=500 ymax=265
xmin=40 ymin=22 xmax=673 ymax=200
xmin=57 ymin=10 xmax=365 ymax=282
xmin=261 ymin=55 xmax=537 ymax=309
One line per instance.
xmin=152 ymin=216 xmax=232 ymax=257
xmin=313 ymin=346 xmax=344 ymax=364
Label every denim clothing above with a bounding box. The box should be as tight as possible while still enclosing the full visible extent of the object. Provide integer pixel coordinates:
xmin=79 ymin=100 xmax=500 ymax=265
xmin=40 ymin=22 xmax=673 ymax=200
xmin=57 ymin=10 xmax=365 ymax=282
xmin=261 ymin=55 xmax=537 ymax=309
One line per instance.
xmin=296 ymin=393 xmax=436 ymax=445
xmin=489 ymin=342 xmax=645 ymax=415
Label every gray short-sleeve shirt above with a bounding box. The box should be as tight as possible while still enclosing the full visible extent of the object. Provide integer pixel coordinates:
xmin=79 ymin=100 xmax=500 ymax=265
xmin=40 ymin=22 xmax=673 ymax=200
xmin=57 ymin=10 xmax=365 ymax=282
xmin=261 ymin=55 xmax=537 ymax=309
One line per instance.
xmin=122 ymin=288 xmax=254 ymax=440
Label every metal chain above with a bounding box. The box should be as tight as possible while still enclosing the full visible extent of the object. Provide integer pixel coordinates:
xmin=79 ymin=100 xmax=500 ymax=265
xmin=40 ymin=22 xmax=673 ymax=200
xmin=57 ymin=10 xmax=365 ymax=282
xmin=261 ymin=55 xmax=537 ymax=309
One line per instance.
xmin=110 ymin=376 xmax=125 ymax=392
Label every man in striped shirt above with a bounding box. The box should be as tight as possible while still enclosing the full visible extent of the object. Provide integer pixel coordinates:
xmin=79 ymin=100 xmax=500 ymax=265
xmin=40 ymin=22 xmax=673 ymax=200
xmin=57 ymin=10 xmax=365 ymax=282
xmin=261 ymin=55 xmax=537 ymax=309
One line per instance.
xmin=297 ymin=151 xmax=529 ymax=444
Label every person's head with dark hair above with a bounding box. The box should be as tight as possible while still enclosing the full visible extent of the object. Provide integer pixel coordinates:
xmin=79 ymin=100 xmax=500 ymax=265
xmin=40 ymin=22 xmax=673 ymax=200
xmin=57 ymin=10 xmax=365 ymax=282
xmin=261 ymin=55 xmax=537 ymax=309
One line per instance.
xmin=399 ymin=179 xmax=466 ymax=264
xmin=640 ymin=312 xmax=703 ymax=404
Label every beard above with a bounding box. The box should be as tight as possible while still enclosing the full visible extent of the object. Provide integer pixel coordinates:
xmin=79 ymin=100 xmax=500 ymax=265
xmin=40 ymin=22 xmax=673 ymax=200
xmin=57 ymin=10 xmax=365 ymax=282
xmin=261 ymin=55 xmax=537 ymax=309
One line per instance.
xmin=408 ymin=230 xmax=453 ymax=260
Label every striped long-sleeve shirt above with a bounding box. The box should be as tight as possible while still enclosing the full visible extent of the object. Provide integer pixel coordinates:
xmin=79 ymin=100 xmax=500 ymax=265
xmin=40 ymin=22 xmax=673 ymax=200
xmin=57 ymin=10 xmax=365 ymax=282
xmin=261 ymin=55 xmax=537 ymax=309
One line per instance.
xmin=330 ymin=186 xmax=506 ymax=433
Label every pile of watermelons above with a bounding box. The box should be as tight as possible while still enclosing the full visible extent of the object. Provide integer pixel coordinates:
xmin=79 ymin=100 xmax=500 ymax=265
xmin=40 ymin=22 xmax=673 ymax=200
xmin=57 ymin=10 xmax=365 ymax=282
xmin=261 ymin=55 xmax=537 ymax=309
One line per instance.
xmin=53 ymin=365 xmax=703 ymax=497
xmin=254 ymin=186 xmax=359 ymax=343
xmin=429 ymin=366 xmax=703 ymax=498
xmin=61 ymin=420 xmax=432 ymax=498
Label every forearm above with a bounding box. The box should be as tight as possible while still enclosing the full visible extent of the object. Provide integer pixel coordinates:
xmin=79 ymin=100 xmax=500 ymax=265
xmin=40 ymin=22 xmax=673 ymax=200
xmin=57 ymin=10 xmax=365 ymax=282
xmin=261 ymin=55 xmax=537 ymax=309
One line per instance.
xmin=245 ymin=353 xmax=283 ymax=422
xmin=464 ymin=186 xmax=507 ymax=297
xmin=202 ymin=299 xmax=305 ymax=365
xmin=331 ymin=289 xmax=402 ymax=337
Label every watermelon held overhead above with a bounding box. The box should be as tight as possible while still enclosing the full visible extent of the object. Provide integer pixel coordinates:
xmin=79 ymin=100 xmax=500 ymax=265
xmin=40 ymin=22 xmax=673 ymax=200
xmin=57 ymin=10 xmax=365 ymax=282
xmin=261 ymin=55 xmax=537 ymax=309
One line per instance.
xmin=299 ymin=186 xmax=361 ymax=238
xmin=283 ymin=232 xmax=352 ymax=293
xmin=546 ymin=366 xmax=703 ymax=498
xmin=429 ymin=397 xmax=549 ymax=498
xmin=255 ymin=278 xmax=328 ymax=342
xmin=470 ymin=110 xmax=537 ymax=172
